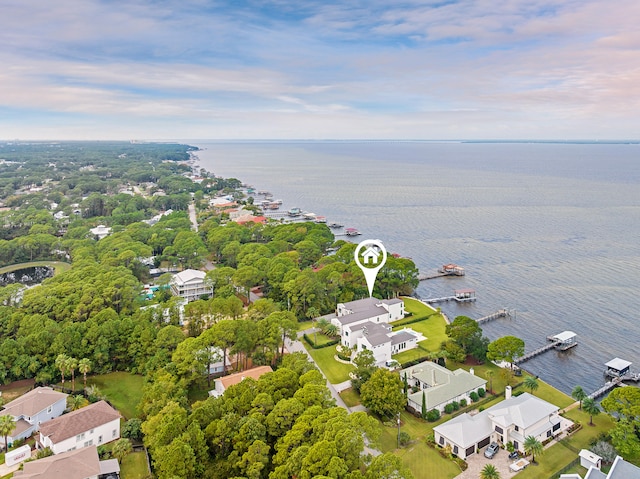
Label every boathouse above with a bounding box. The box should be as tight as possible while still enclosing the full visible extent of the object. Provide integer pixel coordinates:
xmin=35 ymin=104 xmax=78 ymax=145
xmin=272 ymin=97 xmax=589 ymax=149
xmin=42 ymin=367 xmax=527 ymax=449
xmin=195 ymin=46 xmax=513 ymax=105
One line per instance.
xmin=454 ymin=289 xmax=476 ymax=302
xmin=549 ymin=331 xmax=577 ymax=350
xmin=605 ymin=358 xmax=632 ymax=378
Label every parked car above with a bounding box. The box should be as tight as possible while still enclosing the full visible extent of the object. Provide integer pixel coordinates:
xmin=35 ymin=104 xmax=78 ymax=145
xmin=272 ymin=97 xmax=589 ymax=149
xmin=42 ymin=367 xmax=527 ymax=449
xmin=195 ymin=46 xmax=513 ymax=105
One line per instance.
xmin=508 ymin=450 xmax=520 ymax=460
xmin=484 ymin=442 xmax=500 ymax=459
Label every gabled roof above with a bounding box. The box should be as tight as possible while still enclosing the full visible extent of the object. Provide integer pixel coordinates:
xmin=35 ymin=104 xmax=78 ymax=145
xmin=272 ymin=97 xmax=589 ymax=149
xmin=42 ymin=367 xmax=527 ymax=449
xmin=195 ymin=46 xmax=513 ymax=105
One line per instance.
xmin=407 ymin=362 xmax=486 ymax=411
xmin=607 ymin=455 xmax=640 ymax=478
xmin=433 ymin=411 xmax=492 ymax=449
xmin=391 ymin=331 xmax=415 ymax=345
xmin=488 ymin=392 xmax=558 ymax=430
xmin=13 ymin=445 xmax=100 ymax=479
xmin=218 ymin=365 xmax=273 ymax=390
xmin=172 ymin=269 xmax=206 ymax=285
xmin=0 ymin=387 xmax=67 ymax=418
xmin=39 ymin=401 xmax=121 ymax=444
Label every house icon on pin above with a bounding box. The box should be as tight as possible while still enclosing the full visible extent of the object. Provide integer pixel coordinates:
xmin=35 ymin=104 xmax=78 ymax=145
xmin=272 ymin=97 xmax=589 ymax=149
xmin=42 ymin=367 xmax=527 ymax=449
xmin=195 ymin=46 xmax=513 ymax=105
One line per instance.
xmin=362 ymin=245 xmax=381 ymax=265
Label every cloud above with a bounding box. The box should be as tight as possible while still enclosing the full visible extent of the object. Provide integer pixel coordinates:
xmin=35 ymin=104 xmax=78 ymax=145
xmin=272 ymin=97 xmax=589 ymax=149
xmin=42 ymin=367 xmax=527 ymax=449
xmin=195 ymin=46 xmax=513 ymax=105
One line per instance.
xmin=1 ymin=0 xmax=639 ymax=139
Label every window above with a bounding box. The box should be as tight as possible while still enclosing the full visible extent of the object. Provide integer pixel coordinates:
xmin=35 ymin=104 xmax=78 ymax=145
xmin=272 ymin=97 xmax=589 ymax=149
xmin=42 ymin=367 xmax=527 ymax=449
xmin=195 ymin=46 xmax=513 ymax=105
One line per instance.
xmin=453 ymin=446 xmax=458 ymax=454
xmin=494 ymin=426 xmax=503 ymax=434
xmin=90 ymin=429 xmax=94 ymax=434
xmin=47 ymin=406 xmax=52 ymax=414
xmin=98 ymin=435 xmax=103 ymax=444
xmin=76 ymin=432 xmax=86 ymax=441
xmin=439 ymin=436 xmax=444 ymax=445
xmin=112 ymin=429 xmax=117 ymax=438
xmin=515 ymin=425 xmax=519 ymax=432
xmin=84 ymin=440 xmax=93 ymax=447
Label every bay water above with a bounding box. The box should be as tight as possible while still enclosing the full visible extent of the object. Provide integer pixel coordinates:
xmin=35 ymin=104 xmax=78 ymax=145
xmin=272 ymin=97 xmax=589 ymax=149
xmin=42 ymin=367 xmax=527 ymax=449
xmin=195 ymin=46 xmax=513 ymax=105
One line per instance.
xmin=193 ymin=140 xmax=640 ymax=396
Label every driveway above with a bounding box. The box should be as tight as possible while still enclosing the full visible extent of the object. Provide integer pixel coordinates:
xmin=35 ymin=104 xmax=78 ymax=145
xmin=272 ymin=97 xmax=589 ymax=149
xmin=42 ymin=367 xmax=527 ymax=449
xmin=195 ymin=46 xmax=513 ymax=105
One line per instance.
xmin=455 ymin=448 xmax=523 ymax=479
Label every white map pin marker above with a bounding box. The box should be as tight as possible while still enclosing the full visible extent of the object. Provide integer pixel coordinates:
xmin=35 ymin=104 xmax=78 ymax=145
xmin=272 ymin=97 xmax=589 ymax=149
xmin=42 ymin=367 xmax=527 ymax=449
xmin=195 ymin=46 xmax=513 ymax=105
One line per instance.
xmin=354 ymin=239 xmax=387 ymax=298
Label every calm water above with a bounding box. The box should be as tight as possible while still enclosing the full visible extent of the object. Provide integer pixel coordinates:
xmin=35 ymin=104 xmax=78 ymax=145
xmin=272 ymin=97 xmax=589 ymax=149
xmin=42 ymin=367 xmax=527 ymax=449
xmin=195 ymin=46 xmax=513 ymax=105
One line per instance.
xmin=193 ymin=141 xmax=640 ymax=396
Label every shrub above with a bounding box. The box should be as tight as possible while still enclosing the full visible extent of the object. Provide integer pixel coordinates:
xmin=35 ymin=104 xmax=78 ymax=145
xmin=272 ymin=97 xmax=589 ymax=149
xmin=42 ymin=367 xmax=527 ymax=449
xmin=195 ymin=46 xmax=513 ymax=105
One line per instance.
xmin=399 ymin=431 xmax=411 ymax=446
xmin=478 ymin=406 xmax=485 ymax=412
xmin=426 ymin=409 xmax=441 ymax=422
xmin=122 ymin=418 xmax=143 ymax=442
xmin=506 ymin=441 xmax=515 ymax=452
xmin=444 ymin=403 xmax=455 ymax=414
xmin=478 ymin=387 xmax=486 ymax=398
xmin=459 ymin=398 xmax=467 ymax=407
xmin=514 ymin=390 xmax=525 ymax=397
xmin=470 ymin=391 xmax=479 ymax=402
xmin=451 ymin=401 xmax=460 ymax=411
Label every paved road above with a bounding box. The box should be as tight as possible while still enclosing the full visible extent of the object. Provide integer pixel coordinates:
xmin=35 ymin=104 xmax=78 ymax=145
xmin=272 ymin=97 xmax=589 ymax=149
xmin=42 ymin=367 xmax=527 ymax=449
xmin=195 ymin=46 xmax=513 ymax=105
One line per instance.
xmin=286 ymin=337 xmax=349 ymax=410
xmin=188 ymin=201 xmax=198 ymax=231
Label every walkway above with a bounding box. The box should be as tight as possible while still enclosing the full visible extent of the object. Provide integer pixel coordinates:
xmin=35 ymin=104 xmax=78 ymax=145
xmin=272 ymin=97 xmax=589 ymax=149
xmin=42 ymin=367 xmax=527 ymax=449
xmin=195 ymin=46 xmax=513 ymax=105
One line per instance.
xmin=188 ymin=201 xmax=198 ymax=231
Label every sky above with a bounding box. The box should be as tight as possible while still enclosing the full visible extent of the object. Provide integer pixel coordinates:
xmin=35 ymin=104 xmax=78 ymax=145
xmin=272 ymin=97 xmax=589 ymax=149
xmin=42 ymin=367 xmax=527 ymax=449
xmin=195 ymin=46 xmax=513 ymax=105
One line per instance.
xmin=2 ymin=0 xmax=639 ymax=140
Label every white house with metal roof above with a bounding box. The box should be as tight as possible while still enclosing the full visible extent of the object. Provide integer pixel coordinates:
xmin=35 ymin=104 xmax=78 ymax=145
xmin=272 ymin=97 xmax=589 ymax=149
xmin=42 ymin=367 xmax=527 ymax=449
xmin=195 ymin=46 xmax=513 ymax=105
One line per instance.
xmin=561 ymin=454 xmax=640 ymax=479
xmin=403 ymin=361 xmax=487 ymax=414
xmin=434 ymin=390 xmax=568 ymax=459
xmin=170 ymin=269 xmax=212 ymax=302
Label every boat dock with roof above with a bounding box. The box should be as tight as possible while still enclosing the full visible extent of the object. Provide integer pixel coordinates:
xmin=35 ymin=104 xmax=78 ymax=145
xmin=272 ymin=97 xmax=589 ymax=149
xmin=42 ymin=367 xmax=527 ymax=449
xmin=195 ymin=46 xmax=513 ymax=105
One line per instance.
xmin=513 ymin=331 xmax=577 ymax=365
xmin=424 ymin=288 xmax=477 ymax=304
xmin=418 ymin=264 xmax=466 ymax=281
xmin=587 ymin=358 xmax=640 ymax=399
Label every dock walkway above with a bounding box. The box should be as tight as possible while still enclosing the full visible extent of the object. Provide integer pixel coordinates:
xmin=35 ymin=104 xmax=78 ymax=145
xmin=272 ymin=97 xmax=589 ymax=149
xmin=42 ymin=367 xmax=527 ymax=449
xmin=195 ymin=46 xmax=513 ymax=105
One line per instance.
xmin=476 ymin=309 xmax=510 ymax=324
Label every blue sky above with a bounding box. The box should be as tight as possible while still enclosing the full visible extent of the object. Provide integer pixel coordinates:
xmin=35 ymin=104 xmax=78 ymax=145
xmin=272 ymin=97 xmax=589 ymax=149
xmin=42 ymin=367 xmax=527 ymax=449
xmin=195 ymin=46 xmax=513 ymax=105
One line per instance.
xmin=2 ymin=0 xmax=639 ymax=140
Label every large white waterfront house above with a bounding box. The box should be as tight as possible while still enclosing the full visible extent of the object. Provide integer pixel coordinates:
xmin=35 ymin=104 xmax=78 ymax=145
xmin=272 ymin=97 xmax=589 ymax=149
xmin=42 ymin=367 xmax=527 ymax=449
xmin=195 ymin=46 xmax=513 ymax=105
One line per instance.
xmin=327 ymin=297 xmax=420 ymax=366
xmin=170 ymin=269 xmax=212 ymax=302
xmin=434 ymin=389 xmax=569 ymax=459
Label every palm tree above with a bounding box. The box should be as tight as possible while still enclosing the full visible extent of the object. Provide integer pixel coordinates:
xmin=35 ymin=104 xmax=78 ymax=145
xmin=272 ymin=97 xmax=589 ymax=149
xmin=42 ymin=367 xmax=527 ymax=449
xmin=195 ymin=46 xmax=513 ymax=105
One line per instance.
xmin=524 ymin=435 xmax=543 ymax=463
xmin=480 ymin=463 xmax=501 ymax=479
xmin=524 ymin=375 xmax=539 ymax=394
xmin=325 ymin=324 xmax=338 ymax=337
xmin=0 ymin=415 xmax=15 ymax=452
xmin=67 ymin=395 xmax=88 ymax=411
xmin=55 ymin=353 xmax=70 ymax=387
xmin=78 ymin=358 xmax=92 ymax=390
xmin=66 ymin=357 xmax=78 ymax=392
xmin=583 ymin=397 xmax=601 ymax=426
xmin=572 ymin=386 xmax=586 ymax=410
xmin=111 ymin=438 xmax=133 ymax=463
xmin=485 ymin=370 xmax=495 ymax=394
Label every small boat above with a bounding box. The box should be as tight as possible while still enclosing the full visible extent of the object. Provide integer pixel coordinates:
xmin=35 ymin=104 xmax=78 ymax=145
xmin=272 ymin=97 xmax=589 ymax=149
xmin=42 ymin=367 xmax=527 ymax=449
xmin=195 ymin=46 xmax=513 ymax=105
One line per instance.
xmin=328 ymin=222 xmax=343 ymax=229
xmin=314 ymin=216 xmax=327 ymax=223
xmin=288 ymin=207 xmax=302 ymax=217
xmin=268 ymin=202 xmax=280 ymax=210
xmin=345 ymin=228 xmax=361 ymax=236
xmin=303 ymin=212 xmax=316 ymax=220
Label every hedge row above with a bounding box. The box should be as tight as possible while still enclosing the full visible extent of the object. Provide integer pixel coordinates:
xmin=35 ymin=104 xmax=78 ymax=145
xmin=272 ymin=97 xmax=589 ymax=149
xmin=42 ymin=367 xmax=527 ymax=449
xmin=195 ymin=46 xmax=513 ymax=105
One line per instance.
xmin=391 ymin=314 xmax=433 ymax=329
xmin=303 ymin=333 xmax=340 ymax=349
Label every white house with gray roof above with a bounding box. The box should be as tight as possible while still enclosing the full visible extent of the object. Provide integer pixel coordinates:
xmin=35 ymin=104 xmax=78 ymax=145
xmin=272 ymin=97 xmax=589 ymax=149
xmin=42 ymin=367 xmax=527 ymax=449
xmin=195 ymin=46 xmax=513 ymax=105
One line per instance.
xmin=403 ymin=361 xmax=486 ymax=414
xmin=170 ymin=269 xmax=212 ymax=302
xmin=434 ymin=391 xmax=568 ymax=459
xmin=561 ymin=454 xmax=640 ymax=479
xmin=330 ymin=297 xmax=419 ymax=366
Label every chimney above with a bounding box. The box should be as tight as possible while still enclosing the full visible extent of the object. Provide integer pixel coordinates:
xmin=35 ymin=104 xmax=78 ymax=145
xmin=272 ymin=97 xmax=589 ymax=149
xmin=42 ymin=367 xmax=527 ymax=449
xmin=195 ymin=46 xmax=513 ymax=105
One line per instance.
xmin=470 ymin=368 xmax=475 ymax=376
xmin=505 ymin=385 xmax=512 ymax=399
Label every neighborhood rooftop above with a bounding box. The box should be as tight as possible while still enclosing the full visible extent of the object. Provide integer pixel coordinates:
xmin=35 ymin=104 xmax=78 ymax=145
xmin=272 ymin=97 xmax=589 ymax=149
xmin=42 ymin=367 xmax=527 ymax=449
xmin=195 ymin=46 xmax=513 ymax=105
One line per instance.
xmin=0 ymin=387 xmax=67 ymax=418
xmin=38 ymin=400 xmax=120 ymax=444
xmin=13 ymin=445 xmax=100 ymax=479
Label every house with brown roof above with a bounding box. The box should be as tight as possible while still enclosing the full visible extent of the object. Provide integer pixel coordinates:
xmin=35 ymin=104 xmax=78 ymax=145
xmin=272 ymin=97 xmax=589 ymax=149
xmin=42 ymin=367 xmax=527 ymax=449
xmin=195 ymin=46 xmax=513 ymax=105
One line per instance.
xmin=208 ymin=365 xmax=273 ymax=398
xmin=0 ymin=387 xmax=68 ymax=446
xmin=38 ymin=401 xmax=121 ymax=454
xmin=13 ymin=445 xmax=120 ymax=479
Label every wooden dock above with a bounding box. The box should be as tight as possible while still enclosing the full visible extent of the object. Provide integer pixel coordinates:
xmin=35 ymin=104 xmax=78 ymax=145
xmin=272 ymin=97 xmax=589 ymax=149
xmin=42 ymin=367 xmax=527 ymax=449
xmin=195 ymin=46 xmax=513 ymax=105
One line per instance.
xmin=424 ymin=289 xmax=477 ymax=304
xmin=418 ymin=264 xmax=465 ymax=281
xmin=513 ymin=331 xmax=578 ymax=365
xmin=588 ymin=377 xmax=623 ymax=400
xmin=476 ymin=309 xmax=510 ymax=324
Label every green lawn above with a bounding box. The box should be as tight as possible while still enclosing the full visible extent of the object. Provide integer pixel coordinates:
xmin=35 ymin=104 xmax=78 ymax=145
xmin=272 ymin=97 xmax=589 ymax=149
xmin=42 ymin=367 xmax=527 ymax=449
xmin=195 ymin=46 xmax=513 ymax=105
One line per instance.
xmin=306 ymin=331 xmax=337 ymax=347
xmin=0 ymin=260 xmax=71 ymax=275
xmin=394 ymin=441 xmax=461 ymax=479
xmin=391 ymin=300 xmax=449 ymax=353
xmin=303 ymin=343 xmax=354 ymax=384
xmin=339 ymin=387 xmax=361 ymax=407
xmin=86 ymin=372 xmax=144 ymax=420
xmin=120 ymin=451 xmax=150 ymax=479
xmin=297 ymin=320 xmax=313 ymax=332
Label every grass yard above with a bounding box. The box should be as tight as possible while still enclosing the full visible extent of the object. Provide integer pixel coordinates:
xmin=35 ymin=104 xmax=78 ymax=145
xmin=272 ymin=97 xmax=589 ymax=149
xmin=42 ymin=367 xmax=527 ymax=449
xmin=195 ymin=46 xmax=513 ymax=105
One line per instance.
xmin=395 ymin=441 xmax=461 ymax=479
xmin=393 ymin=345 xmax=431 ymax=364
xmin=296 ymin=320 xmax=312 ymax=332
xmin=0 ymin=378 xmax=35 ymax=402
xmin=303 ymin=343 xmax=354 ymax=384
xmin=86 ymin=372 xmax=144 ymax=419
xmin=339 ymin=387 xmax=361 ymax=407
xmin=120 ymin=451 xmax=150 ymax=479
xmin=391 ymin=302 xmax=449 ymax=353
xmin=306 ymin=331 xmax=337 ymax=347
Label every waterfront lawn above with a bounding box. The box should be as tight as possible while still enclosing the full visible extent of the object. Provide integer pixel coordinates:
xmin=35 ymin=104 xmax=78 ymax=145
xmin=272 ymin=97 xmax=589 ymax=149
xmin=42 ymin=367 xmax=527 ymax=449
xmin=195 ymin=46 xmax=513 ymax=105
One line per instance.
xmin=120 ymin=451 xmax=150 ymax=479
xmin=303 ymin=343 xmax=354 ymax=384
xmin=392 ymin=312 xmax=449 ymax=353
xmin=393 ymin=344 xmax=431 ymax=364
xmin=86 ymin=372 xmax=144 ymax=420
xmin=339 ymin=388 xmax=361 ymax=407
